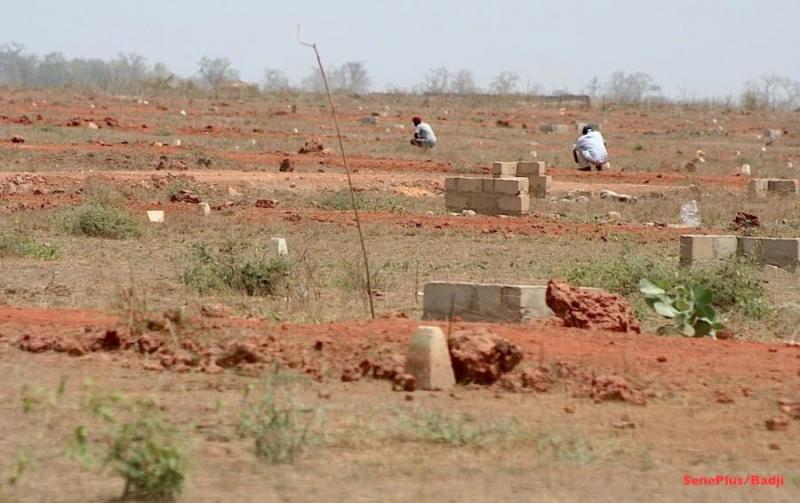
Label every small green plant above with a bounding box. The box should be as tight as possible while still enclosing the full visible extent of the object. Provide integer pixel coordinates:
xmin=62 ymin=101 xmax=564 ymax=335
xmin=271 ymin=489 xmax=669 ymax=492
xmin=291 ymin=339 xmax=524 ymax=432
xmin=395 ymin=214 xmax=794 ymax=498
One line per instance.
xmin=0 ymin=232 xmax=59 ymax=259
xmin=399 ymin=410 xmax=528 ymax=447
xmin=639 ymin=278 xmax=724 ymax=337
xmin=73 ymin=393 xmax=186 ymax=501
xmin=182 ymin=241 xmax=290 ymax=296
xmin=317 ymin=189 xmax=406 ymax=213
xmin=60 ymin=203 xmax=140 ymax=239
xmin=633 ymin=144 xmax=644 ymax=151
xmin=236 ymin=383 xmax=321 ymax=464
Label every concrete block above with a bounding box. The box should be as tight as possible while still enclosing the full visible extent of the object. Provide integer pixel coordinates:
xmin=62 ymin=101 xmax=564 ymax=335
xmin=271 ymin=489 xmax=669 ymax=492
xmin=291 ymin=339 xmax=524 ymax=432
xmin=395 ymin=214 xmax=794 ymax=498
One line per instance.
xmin=146 ymin=210 xmax=164 ymax=223
xmin=481 ymin=178 xmax=495 ymax=193
xmin=444 ymin=193 xmax=469 ymax=211
xmin=198 ymin=202 xmax=211 ymax=216
xmin=467 ymin=194 xmax=497 ymax=212
xmin=767 ymin=179 xmax=799 ymax=194
xmin=748 ymin=179 xmax=769 ymax=198
xmin=444 ymin=177 xmax=459 ymax=192
xmin=491 ymin=161 xmax=517 ymax=178
xmin=493 ymin=177 xmax=529 ymax=195
xmin=422 ymin=282 xmax=476 ymax=320
xmin=423 ymin=281 xmax=559 ymax=322
xmin=404 ymin=326 xmax=455 ymax=391
xmin=679 ymin=235 xmax=737 ymax=265
xmin=497 ymin=195 xmax=530 ymax=215
xmin=517 ymin=161 xmax=546 ymax=176
xmin=764 ymin=128 xmax=784 ymax=138
xmin=744 ymin=237 xmax=800 ymax=271
xmin=502 ymin=286 xmax=553 ymax=320
xmin=529 ymin=175 xmax=553 ymax=198
xmin=457 ymin=177 xmax=484 ymax=194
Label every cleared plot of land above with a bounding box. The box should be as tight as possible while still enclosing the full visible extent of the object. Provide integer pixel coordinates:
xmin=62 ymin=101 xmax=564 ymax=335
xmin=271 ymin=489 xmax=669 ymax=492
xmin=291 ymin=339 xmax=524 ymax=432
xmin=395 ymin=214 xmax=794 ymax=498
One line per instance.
xmin=0 ymin=90 xmax=799 ymax=501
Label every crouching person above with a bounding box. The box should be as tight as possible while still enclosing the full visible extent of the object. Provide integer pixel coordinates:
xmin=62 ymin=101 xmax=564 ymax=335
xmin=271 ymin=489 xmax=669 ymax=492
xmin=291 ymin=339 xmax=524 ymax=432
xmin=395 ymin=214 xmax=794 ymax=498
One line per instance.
xmin=573 ymin=125 xmax=609 ymax=171
xmin=410 ymin=116 xmax=437 ymax=148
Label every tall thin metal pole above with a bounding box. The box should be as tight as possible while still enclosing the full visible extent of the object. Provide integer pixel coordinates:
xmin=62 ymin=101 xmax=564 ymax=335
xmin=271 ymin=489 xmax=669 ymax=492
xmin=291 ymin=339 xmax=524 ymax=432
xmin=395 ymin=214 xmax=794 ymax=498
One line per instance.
xmin=298 ymin=27 xmax=375 ymax=319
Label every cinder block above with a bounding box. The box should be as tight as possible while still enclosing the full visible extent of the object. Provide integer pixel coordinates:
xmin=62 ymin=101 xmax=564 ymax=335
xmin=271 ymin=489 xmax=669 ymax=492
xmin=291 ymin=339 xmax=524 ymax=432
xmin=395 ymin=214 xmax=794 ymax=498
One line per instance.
xmin=529 ymin=175 xmax=553 ymax=198
xmin=457 ymin=177 xmax=484 ymax=193
xmin=737 ymin=237 xmax=762 ymax=259
xmin=497 ymin=194 xmax=530 ymax=215
xmin=679 ymin=235 xmax=737 ymax=265
xmin=445 ymin=194 xmax=469 ymax=211
xmin=764 ymin=129 xmax=783 ymax=138
xmin=501 ymin=286 xmax=553 ymax=320
xmin=422 ymin=282 xmax=476 ymax=320
xmin=482 ymin=178 xmax=495 ymax=193
xmin=748 ymin=179 xmax=769 ymax=198
xmin=517 ymin=161 xmax=546 ymax=176
xmin=475 ymin=284 xmax=508 ymax=318
xmin=767 ymin=179 xmax=799 ymax=194
xmin=467 ymin=194 xmax=497 ymax=212
xmin=198 ymin=202 xmax=211 ymax=216
xmin=753 ymin=238 xmax=800 ymax=271
xmin=493 ymin=177 xmax=529 ymax=195
xmin=404 ymin=326 xmax=455 ymax=391
xmin=444 ymin=177 xmax=459 ymax=192
xmin=491 ymin=161 xmax=517 ymax=178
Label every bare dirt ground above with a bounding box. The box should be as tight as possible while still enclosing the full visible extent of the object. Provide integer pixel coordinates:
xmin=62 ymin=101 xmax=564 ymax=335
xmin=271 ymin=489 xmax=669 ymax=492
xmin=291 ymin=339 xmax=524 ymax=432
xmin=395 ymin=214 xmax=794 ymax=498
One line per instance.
xmin=1 ymin=89 xmax=799 ymax=501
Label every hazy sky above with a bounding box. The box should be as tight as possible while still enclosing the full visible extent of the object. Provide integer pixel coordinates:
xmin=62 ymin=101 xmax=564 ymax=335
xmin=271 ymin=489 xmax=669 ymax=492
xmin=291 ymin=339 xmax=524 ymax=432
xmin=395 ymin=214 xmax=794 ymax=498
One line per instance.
xmin=6 ymin=0 xmax=799 ymax=97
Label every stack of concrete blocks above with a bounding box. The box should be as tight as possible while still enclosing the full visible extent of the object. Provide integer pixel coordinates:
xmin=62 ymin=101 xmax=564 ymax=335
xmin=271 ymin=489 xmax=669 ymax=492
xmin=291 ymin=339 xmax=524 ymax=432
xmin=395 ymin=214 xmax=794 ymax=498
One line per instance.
xmin=491 ymin=160 xmax=552 ymax=199
xmin=680 ymin=234 xmax=800 ymax=271
xmin=444 ymin=176 xmax=529 ymax=215
xmin=422 ymin=281 xmax=554 ymax=322
xmin=748 ymin=178 xmax=799 ymax=198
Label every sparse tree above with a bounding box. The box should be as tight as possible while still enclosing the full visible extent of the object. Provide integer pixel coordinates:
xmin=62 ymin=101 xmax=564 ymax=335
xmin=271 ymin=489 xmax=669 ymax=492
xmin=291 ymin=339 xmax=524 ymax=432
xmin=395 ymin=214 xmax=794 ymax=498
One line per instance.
xmin=197 ymin=57 xmax=239 ymax=89
xmin=337 ymin=61 xmax=370 ymax=93
xmin=262 ymin=68 xmax=290 ymax=93
xmin=490 ymin=71 xmax=519 ymax=95
xmin=742 ymin=74 xmax=800 ymax=110
xmin=449 ymin=69 xmax=477 ymax=94
xmin=604 ymin=71 xmax=661 ymax=104
xmin=584 ymin=76 xmax=602 ymax=97
xmin=417 ymin=67 xmax=450 ymax=94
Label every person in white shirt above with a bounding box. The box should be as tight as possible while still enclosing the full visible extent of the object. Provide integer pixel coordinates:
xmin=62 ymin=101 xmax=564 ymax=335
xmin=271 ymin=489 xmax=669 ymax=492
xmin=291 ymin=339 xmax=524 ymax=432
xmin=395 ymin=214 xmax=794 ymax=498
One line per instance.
xmin=410 ymin=116 xmax=437 ymax=148
xmin=573 ymin=125 xmax=609 ymax=171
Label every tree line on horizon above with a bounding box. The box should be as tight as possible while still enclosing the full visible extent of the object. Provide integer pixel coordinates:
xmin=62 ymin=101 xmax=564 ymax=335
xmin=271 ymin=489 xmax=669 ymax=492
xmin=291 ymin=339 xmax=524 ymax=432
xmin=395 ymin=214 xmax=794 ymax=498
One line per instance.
xmin=1 ymin=42 xmax=798 ymax=110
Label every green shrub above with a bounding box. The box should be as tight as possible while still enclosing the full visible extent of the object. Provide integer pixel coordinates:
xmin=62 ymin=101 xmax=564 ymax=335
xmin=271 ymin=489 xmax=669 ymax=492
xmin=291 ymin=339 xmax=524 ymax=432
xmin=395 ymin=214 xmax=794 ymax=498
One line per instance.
xmin=563 ymin=252 xmax=769 ymax=320
xmin=182 ymin=242 xmax=290 ymax=296
xmin=236 ymin=383 xmax=320 ymax=464
xmin=317 ymin=189 xmax=405 ymax=213
xmin=0 ymin=232 xmax=59 ymax=259
xmin=640 ymin=279 xmax=723 ymax=337
xmin=562 ymin=250 xmax=670 ymax=297
xmin=61 ymin=204 xmax=140 ymax=239
xmin=74 ymin=393 xmax=186 ymax=501
xmin=399 ymin=411 xmax=528 ymax=447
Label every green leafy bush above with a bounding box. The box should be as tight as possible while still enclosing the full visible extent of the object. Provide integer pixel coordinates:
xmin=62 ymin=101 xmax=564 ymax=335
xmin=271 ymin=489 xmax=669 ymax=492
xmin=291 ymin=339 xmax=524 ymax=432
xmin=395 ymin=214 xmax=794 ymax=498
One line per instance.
xmin=564 ymin=252 xmax=769 ymax=320
xmin=640 ymin=279 xmax=723 ymax=337
xmin=0 ymin=232 xmax=59 ymax=259
xmin=73 ymin=393 xmax=186 ymax=501
xmin=317 ymin=189 xmax=405 ymax=213
xmin=182 ymin=242 xmax=290 ymax=296
xmin=236 ymin=383 xmax=320 ymax=464
xmin=60 ymin=203 xmax=140 ymax=239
